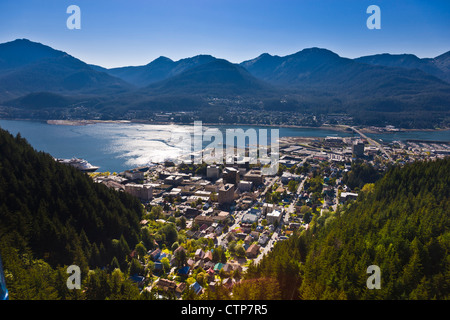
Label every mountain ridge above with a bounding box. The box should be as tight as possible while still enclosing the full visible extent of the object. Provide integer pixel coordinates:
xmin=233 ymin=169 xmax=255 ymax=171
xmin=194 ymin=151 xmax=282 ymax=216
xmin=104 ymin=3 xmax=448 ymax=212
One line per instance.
xmin=355 ymin=52 xmax=450 ymax=83
xmin=0 ymin=39 xmax=449 ymax=128
xmin=0 ymin=39 xmax=134 ymax=101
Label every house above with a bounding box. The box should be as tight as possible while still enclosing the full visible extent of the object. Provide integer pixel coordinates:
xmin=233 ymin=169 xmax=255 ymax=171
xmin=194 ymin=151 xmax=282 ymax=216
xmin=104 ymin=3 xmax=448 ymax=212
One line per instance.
xmin=214 ymin=225 xmax=224 ymax=235
xmin=258 ymin=234 xmax=269 ymax=246
xmin=246 ymin=243 xmax=260 ymax=258
xmin=177 ymin=266 xmax=190 ymax=276
xmin=222 ymin=277 xmax=235 ymax=290
xmin=203 ymin=250 xmax=213 ymax=262
xmin=195 ymin=248 xmax=205 ymax=260
xmin=150 ymin=248 xmax=161 ymax=261
xmin=214 ymin=263 xmax=224 ymax=273
xmin=222 ymin=263 xmax=234 ymax=273
xmin=193 ymin=259 xmax=204 ymax=269
xmin=176 ymin=282 xmax=186 ymax=294
xmin=187 ymin=258 xmax=195 ymax=268
xmin=191 ymin=282 xmax=203 ymax=295
xmin=206 ymin=267 xmax=215 ymax=281
xmin=170 ymin=256 xmax=177 ymax=267
xmin=232 ymin=262 xmax=243 ymax=272
xmin=129 ymin=274 xmax=145 ymax=287
xmin=155 ymin=278 xmax=177 ymax=292
xmin=250 ymin=230 xmax=260 ymax=238
xmin=185 ymin=230 xmax=195 ymax=238
xmin=204 ymin=261 xmax=215 ymax=270
xmin=174 ymin=245 xmax=186 ymax=256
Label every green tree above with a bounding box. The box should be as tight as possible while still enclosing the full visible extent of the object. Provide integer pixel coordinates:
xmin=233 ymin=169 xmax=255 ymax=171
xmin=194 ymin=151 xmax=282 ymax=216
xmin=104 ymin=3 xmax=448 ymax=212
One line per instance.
xmin=174 ymin=247 xmax=187 ymax=268
xmin=135 ymin=242 xmax=147 ymax=260
xmin=129 ymin=258 xmax=143 ymax=275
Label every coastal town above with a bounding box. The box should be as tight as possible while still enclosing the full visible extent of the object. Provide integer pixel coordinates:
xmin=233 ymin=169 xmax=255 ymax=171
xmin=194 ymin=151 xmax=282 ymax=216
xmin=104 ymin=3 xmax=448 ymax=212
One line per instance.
xmin=85 ymin=128 xmax=449 ymax=299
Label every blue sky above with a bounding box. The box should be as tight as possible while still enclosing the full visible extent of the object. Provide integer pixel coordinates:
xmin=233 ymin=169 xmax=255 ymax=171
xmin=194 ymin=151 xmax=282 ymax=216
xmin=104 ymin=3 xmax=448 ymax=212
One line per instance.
xmin=0 ymin=0 xmax=449 ymax=68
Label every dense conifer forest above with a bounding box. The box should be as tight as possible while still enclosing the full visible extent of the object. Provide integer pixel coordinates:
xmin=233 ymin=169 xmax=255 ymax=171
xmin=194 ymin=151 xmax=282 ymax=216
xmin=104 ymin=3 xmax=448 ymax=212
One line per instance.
xmin=0 ymin=128 xmax=145 ymax=299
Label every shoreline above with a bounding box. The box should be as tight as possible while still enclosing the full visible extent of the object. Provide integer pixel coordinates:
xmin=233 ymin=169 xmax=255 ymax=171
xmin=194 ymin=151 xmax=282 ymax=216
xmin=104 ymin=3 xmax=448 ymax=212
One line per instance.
xmin=46 ymin=119 xmax=132 ymax=126
xmin=45 ymin=119 xmax=449 ymax=134
xmin=45 ymin=119 xmax=350 ymax=132
xmin=0 ymin=118 xmax=448 ymax=133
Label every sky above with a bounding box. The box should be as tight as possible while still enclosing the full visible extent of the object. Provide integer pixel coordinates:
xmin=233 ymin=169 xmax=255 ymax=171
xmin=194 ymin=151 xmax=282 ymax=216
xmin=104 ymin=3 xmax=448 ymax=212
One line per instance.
xmin=0 ymin=0 xmax=449 ymax=68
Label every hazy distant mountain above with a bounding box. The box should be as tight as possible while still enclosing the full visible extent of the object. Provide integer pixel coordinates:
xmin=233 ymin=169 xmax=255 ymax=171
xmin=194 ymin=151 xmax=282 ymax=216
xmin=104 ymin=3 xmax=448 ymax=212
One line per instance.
xmin=239 ymin=47 xmax=450 ymax=127
xmin=103 ymin=54 xmax=217 ymax=87
xmin=241 ymin=48 xmax=344 ymax=85
xmin=240 ymin=48 xmax=450 ymax=96
xmin=0 ymin=39 xmax=133 ymax=101
xmin=143 ymin=58 xmax=276 ymax=96
xmin=433 ymin=51 xmax=450 ymax=77
xmin=355 ymin=52 xmax=450 ymax=83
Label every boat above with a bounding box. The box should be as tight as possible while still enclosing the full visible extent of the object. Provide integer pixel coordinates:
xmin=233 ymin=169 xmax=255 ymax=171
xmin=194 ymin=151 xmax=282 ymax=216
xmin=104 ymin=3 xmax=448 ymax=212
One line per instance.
xmin=56 ymin=157 xmax=100 ymax=172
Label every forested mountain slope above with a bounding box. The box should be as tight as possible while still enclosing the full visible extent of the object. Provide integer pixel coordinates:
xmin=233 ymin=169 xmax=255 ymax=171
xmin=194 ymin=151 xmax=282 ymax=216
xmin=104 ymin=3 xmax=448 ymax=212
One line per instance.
xmin=0 ymin=128 xmax=145 ymax=299
xmin=245 ymin=158 xmax=449 ymax=299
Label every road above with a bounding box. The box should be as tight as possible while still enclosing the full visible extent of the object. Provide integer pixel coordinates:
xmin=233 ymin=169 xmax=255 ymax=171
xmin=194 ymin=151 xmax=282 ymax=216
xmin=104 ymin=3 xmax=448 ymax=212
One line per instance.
xmin=286 ymin=155 xmax=311 ymax=218
xmin=346 ymin=125 xmax=393 ymax=161
xmin=261 ymin=175 xmax=279 ymax=197
xmin=253 ymin=230 xmax=278 ymax=265
xmin=254 ymin=155 xmax=312 ymax=266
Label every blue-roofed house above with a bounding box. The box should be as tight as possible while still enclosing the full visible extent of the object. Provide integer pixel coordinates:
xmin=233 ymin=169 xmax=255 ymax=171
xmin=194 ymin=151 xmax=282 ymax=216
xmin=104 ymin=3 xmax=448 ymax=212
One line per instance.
xmin=178 ymin=266 xmax=190 ymax=276
xmin=158 ymin=252 xmax=168 ymax=261
xmin=129 ymin=274 xmax=145 ymax=288
xmin=191 ymin=281 xmax=203 ymax=295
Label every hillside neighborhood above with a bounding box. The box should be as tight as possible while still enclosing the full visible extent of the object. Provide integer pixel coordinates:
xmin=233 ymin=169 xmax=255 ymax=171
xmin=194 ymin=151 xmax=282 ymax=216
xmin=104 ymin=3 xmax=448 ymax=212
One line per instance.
xmin=89 ymin=131 xmax=450 ymax=298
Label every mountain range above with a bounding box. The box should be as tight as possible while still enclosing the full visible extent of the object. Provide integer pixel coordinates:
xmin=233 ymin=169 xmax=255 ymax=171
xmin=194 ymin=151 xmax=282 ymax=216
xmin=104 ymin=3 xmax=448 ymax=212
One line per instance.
xmin=0 ymin=39 xmax=449 ymax=128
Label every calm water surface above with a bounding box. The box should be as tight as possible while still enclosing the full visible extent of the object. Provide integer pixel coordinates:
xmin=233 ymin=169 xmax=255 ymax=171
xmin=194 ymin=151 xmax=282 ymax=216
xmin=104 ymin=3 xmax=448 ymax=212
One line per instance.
xmin=0 ymin=120 xmax=448 ymax=172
